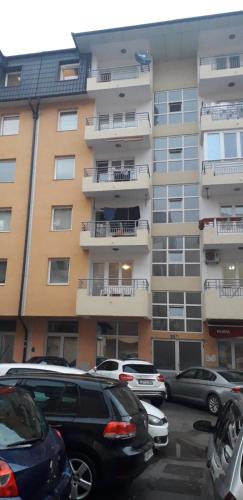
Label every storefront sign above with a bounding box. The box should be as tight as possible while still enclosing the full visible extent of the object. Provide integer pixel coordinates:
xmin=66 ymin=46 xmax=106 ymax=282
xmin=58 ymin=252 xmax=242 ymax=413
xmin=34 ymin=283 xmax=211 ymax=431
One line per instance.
xmin=208 ymin=325 xmax=243 ymax=338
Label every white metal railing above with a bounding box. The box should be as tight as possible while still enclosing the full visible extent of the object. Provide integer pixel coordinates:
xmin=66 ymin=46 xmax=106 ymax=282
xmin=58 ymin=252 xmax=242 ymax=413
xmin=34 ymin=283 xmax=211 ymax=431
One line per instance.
xmin=78 ymin=278 xmax=149 ymax=297
xmin=201 ymin=103 xmax=243 ymax=121
xmin=83 ymin=164 xmax=149 ymax=182
xmin=202 ymin=218 xmax=243 ymax=234
xmin=88 ymin=64 xmax=150 ymax=82
xmin=200 ymin=54 xmax=243 ymax=69
xmin=81 ymin=220 xmax=149 ymax=237
xmin=85 ymin=112 xmax=151 ymax=129
xmin=205 ymin=279 xmax=243 ymax=298
xmin=202 ymin=159 xmax=243 ymax=175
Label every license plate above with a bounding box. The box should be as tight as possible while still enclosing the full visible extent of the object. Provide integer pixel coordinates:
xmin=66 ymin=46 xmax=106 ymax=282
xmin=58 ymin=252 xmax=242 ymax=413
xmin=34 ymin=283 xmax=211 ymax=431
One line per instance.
xmin=139 ymin=379 xmax=153 ymax=385
xmin=144 ymin=448 xmax=153 ymax=463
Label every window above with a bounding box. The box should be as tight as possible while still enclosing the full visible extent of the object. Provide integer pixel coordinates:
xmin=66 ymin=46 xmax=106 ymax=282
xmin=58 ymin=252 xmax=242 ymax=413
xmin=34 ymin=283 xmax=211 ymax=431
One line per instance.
xmin=54 ymin=156 xmax=75 ymax=180
xmin=152 ymin=291 xmax=202 ymax=332
xmin=215 ymin=55 xmax=240 ymax=70
xmin=0 ymin=116 xmax=19 ymax=136
xmin=154 ymin=88 xmax=198 ymax=125
xmin=154 ymin=135 xmax=198 ymax=173
xmin=96 ymin=361 xmax=118 ymax=371
xmin=52 ymin=206 xmax=72 ymax=231
xmin=220 ymin=205 xmax=243 ymax=217
xmin=0 ymin=209 xmax=11 ymax=232
xmin=59 ymin=63 xmax=79 ymax=81
xmin=0 ymin=160 xmax=16 ymax=183
xmin=196 ymin=369 xmax=216 ymax=381
xmin=152 ymin=236 xmax=200 ymax=277
xmin=58 ymin=111 xmax=77 ymax=131
xmin=21 ymin=380 xmax=78 ymax=415
xmin=48 ymin=259 xmax=70 ymax=284
xmin=48 ymin=320 xmax=78 ymax=333
xmin=178 ymin=368 xmax=198 ymax=379
xmin=0 ymin=260 xmax=7 ymax=284
xmin=5 ymin=70 xmax=21 ymax=87
xmin=153 ymin=184 xmax=199 ymax=223
xmin=205 ymin=131 xmax=243 ymax=160
xmin=79 ymin=388 xmax=109 ymax=418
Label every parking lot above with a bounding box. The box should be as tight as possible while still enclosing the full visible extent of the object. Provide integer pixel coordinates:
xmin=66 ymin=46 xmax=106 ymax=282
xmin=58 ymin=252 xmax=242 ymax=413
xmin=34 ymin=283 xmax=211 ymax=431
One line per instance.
xmin=111 ymin=401 xmax=217 ymax=500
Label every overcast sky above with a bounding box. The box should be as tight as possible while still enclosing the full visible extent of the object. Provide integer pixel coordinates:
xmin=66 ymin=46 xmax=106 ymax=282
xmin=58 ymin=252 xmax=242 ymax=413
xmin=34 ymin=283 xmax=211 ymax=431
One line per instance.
xmin=1 ymin=0 xmax=243 ymax=56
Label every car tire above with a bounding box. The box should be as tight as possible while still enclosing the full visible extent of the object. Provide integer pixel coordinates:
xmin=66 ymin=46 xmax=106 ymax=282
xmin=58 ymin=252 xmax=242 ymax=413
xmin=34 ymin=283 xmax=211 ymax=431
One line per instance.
xmin=151 ymin=396 xmax=163 ymax=408
xmin=207 ymin=393 xmax=221 ymax=415
xmin=165 ymin=383 xmax=172 ymax=401
xmin=69 ymin=452 xmax=97 ymax=500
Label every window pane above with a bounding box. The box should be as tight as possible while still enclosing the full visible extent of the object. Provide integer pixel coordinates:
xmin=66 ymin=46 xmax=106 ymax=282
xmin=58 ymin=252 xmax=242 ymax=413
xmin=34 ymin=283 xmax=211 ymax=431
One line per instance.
xmin=53 ymin=208 xmax=72 ymax=230
xmin=154 ymin=91 xmax=167 ymax=103
xmin=224 ymin=133 xmax=237 ymax=158
xmin=49 ymin=259 xmax=69 ymax=284
xmin=186 ymin=306 xmax=201 ymax=318
xmin=152 ymin=251 xmax=166 ymax=263
xmin=169 ymin=306 xmax=184 ymax=317
xmin=184 ymin=147 xmax=198 ymax=159
xmin=183 ymin=88 xmax=197 ymax=99
xmin=154 ymin=104 xmax=167 ymax=115
xmin=5 ymin=72 xmax=21 ymax=87
xmin=169 ymin=113 xmax=182 ymax=124
xmin=153 ymin=264 xmax=166 ymax=276
xmin=184 ymin=160 xmax=198 ymax=171
xmin=154 ymin=137 xmax=167 ymax=149
xmin=0 ymin=261 xmax=7 ymax=284
xmin=152 ymin=292 xmax=167 ymax=303
xmin=185 ymin=250 xmax=200 ymax=262
xmin=184 ymin=101 xmax=197 ymax=112
xmin=168 ymin=185 xmax=183 ymax=197
xmin=153 ymin=305 xmax=167 ymax=317
xmin=0 ymin=160 xmax=16 ymax=182
xmin=152 ymin=237 xmax=167 ymax=249
xmin=168 ymin=90 xmax=182 ymax=101
xmin=220 ymin=206 xmax=233 ymax=216
xmin=153 ymin=162 xmax=167 ymax=173
xmin=153 ymin=212 xmax=166 ymax=223
xmin=169 ymin=319 xmax=184 ymax=331
xmin=206 ymin=133 xmax=220 ymax=160
xmin=59 ymin=111 xmax=77 ymax=131
xmin=154 ymin=150 xmax=167 ymax=161
xmin=168 ymin=236 xmax=183 ymax=249
xmin=185 ymin=264 xmax=200 ymax=276
xmin=240 ymin=133 xmax=243 ymax=157
xmin=169 ymin=292 xmax=184 ymax=304
xmin=186 ymin=320 xmax=202 ymax=332
xmin=154 ymin=115 xmax=167 ymax=125
xmin=168 ymin=161 xmax=182 ymax=172
xmin=168 ymin=211 xmax=182 ymax=223
xmin=2 ymin=117 xmax=19 ymax=135
xmin=184 ymin=210 xmax=199 ymax=222
xmin=0 ymin=210 xmax=11 ymax=231
xmin=236 ymin=206 xmax=243 ymax=216
xmin=184 ymin=112 xmax=197 ymax=122
xmin=186 ymin=292 xmax=201 ymax=304
xmin=153 ymin=319 xmax=167 ymax=331
xmin=169 ymin=264 xmax=183 ymax=276
xmin=184 ymin=135 xmax=197 ymax=147
xmin=168 ymin=251 xmax=183 ymax=263
xmin=184 ymin=197 xmax=198 ymax=209
xmin=153 ymin=199 xmax=166 ymax=210
xmin=153 ymin=186 xmax=166 ymax=197
xmin=185 ymin=236 xmax=200 ymax=248
xmin=55 ymin=157 xmax=74 ymax=180
xmin=184 ymin=184 xmax=198 ymax=196
xmin=168 ymin=199 xmax=182 ymax=209
xmin=169 ymin=136 xmax=182 ymax=148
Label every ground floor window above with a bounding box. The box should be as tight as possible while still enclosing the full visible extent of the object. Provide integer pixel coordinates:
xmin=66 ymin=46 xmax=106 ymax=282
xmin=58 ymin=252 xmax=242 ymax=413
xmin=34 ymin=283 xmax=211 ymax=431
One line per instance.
xmin=0 ymin=320 xmax=16 ymax=362
xmin=46 ymin=321 xmax=78 ymax=365
xmin=218 ymin=341 xmax=243 ymax=370
xmin=153 ymin=339 xmax=202 ymax=372
xmin=96 ymin=321 xmax=138 ymax=360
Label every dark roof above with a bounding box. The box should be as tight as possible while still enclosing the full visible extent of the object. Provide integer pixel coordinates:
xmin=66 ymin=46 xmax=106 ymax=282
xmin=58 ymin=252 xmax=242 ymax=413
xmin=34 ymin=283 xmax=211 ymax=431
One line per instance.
xmin=0 ymin=372 xmax=121 ymax=389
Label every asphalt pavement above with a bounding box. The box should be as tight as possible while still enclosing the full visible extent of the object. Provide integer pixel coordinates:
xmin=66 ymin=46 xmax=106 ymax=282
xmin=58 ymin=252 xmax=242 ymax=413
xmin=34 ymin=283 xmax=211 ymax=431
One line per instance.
xmin=109 ymin=400 xmax=217 ymax=500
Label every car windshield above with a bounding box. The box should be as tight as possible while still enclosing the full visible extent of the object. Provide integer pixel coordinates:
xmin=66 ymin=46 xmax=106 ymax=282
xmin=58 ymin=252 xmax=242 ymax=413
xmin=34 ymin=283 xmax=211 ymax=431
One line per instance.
xmin=218 ymin=371 xmax=243 ymax=383
xmin=123 ymin=364 xmax=157 ymax=374
xmin=0 ymin=387 xmax=47 ymax=448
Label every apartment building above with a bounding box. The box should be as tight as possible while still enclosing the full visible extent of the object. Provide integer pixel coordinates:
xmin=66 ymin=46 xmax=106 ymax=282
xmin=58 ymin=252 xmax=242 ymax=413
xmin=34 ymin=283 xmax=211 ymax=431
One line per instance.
xmin=0 ymin=11 xmax=243 ymax=371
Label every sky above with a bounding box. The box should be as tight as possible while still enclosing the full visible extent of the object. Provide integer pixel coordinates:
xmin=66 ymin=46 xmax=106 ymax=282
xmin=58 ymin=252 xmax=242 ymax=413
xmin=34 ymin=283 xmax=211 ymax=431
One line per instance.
xmin=1 ymin=0 xmax=243 ymax=56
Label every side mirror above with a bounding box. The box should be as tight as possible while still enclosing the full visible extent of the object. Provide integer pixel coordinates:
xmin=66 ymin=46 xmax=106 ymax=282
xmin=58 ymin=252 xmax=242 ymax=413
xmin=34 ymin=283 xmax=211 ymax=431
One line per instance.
xmin=93 ymin=367 xmax=97 ymax=372
xmin=193 ymin=420 xmax=215 ymax=433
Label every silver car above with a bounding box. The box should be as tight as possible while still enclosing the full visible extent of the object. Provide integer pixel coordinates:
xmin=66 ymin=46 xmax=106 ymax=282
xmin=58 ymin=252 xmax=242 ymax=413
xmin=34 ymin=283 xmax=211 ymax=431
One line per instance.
xmin=165 ymin=367 xmax=243 ymax=414
xmin=194 ymin=399 xmax=243 ymax=500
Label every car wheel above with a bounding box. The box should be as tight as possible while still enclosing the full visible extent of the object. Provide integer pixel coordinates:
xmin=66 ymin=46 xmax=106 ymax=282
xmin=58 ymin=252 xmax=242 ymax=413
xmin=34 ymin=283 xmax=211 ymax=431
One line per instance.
xmin=151 ymin=396 xmax=163 ymax=408
xmin=207 ymin=393 xmax=221 ymax=415
xmin=69 ymin=453 xmax=97 ymax=500
xmin=165 ymin=383 xmax=172 ymax=401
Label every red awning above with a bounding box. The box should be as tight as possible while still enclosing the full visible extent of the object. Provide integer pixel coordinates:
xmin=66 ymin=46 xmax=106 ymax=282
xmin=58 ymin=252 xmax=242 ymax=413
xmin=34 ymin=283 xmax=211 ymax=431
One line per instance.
xmin=208 ymin=325 xmax=243 ymax=338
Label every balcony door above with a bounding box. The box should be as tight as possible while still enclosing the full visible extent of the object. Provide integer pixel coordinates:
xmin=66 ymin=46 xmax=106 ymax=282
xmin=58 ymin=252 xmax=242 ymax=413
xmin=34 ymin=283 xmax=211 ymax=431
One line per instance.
xmin=92 ymin=262 xmax=133 ymax=296
xmin=223 ymin=263 xmax=243 ymax=283
xmin=98 ymin=112 xmax=136 ymax=130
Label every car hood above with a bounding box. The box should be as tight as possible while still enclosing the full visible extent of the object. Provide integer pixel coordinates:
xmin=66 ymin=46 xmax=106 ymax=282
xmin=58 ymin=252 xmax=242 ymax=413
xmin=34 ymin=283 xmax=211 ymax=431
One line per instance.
xmin=140 ymin=399 xmax=165 ymax=418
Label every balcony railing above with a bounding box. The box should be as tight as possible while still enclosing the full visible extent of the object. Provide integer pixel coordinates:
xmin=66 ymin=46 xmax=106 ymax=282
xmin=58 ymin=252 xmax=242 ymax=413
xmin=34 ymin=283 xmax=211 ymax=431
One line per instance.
xmin=88 ymin=64 xmax=150 ymax=82
xmin=205 ymin=279 xmax=243 ymax=297
xmin=200 ymin=218 xmax=243 ymax=233
xmin=85 ymin=112 xmax=151 ymax=129
xmin=201 ymin=103 xmax=243 ymax=121
xmin=81 ymin=220 xmax=149 ymax=237
xmin=200 ymin=54 xmax=243 ymax=70
xmin=78 ymin=278 xmax=149 ymax=296
xmin=202 ymin=159 xmax=243 ymax=175
xmin=83 ymin=164 xmax=150 ymax=182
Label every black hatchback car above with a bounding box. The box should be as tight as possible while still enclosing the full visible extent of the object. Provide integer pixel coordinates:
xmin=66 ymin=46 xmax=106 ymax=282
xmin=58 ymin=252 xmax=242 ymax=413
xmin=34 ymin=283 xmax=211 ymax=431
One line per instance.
xmin=0 ymin=373 xmax=153 ymax=499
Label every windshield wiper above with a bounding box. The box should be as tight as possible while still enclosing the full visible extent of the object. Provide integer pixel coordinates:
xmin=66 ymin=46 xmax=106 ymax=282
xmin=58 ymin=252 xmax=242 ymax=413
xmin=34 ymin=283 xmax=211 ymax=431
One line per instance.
xmin=6 ymin=437 xmax=42 ymax=448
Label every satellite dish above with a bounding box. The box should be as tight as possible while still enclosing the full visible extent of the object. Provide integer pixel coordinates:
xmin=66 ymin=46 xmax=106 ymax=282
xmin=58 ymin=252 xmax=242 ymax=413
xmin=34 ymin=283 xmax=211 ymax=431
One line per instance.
xmin=134 ymin=50 xmax=152 ymax=65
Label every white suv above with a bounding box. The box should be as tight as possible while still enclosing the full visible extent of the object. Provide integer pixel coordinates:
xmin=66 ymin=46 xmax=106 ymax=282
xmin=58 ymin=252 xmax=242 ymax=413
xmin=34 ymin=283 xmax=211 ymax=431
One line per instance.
xmin=89 ymin=359 xmax=166 ymax=406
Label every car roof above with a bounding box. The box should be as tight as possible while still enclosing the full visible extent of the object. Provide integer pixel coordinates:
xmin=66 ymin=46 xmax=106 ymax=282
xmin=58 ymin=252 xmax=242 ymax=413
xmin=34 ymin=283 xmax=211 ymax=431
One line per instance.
xmin=0 ymin=372 xmax=123 ymax=389
xmin=0 ymin=363 xmax=85 ymax=374
xmin=100 ymin=358 xmax=153 ymax=365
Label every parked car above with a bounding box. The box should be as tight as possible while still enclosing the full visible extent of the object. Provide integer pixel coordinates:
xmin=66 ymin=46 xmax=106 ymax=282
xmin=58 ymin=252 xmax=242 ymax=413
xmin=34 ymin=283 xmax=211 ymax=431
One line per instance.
xmin=0 ymin=373 xmax=153 ymax=499
xmin=194 ymin=399 xmax=243 ymax=500
xmin=0 ymin=385 xmax=71 ymax=499
xmin=27 ymin=356 xmax=70 ymax=367
xmin=0 ymin=362 xmax=85 ymax=376
xmin=165 ymin=367 xmax=243 ymax=414
xmin=141 ymin=400 xmax=168 ymax=449
xmin=89 ymin=358 xmax=166 ymax=406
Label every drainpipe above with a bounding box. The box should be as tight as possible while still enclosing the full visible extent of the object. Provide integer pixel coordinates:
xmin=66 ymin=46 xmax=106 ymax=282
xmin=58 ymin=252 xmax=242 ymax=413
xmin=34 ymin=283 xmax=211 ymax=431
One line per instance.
xmin=18 ymin=99 xmax=40 ymax=362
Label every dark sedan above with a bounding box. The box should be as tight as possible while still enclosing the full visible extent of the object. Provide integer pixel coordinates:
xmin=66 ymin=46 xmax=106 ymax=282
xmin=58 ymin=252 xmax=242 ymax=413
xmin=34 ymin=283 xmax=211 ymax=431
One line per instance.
xmin=165 ymin=367 xmax=243 ymax=414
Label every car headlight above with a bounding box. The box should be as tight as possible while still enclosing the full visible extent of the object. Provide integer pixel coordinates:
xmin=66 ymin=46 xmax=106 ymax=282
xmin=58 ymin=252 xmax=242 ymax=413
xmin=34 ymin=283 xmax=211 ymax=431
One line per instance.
xmin=148 ymin=415 xmax=168 ymax=426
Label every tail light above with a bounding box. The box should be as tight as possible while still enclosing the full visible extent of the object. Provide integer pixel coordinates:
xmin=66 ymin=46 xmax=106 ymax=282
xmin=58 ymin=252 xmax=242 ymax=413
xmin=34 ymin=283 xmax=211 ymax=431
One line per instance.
xmin=0 ymin=460 xmax=19 ymax=497
xmin=231 ymin=386 xmax=242 ymax=393
xmin=119 ymin=373 xmax=134 ymax=383
xmin=54 ymin=429 xmax=63 ymax=440
xmin=103 ymin=421 xmax=136 ymax=439
xmin=224 ymin=493 xmax=236 ymax=500
xmin=157 ymin=374 xmax=165 ymax=383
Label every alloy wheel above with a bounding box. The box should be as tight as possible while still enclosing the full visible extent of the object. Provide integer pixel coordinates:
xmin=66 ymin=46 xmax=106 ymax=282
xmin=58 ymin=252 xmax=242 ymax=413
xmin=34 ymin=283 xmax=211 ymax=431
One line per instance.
xmin=69 ymin=457 xmax=93 ymax=500
xmin=208 ymin=394 xmax=220 ymax=415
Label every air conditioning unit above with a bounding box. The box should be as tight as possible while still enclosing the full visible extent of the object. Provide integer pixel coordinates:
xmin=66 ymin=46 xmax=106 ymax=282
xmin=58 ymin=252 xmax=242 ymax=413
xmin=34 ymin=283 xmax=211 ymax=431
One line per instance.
xmin=205 ymin=250 xmax=220 ymax=264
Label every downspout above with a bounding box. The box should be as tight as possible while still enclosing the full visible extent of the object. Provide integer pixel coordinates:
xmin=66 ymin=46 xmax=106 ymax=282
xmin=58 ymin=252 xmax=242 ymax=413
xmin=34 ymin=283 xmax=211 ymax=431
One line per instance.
xmin=18 ymin=99 xmax=40 ymax=361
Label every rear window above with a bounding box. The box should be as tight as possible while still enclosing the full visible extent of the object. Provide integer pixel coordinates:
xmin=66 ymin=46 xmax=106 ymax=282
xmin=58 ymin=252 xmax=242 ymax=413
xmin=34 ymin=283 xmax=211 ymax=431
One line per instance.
xmin=0 ymin=387 xmax=47 ymax=448
xmin=218 ymin=371 xmax=243 ymax=383
xmin=123 ymin=364 xmax=157 ymax=374
xmin=108 ymin=385 xmax=143 ymax=416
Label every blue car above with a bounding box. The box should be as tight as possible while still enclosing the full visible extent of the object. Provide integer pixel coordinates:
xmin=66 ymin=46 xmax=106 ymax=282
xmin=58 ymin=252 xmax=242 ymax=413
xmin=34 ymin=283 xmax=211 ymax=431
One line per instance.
xmin=0 ymin=385 xmax=71 ymax=499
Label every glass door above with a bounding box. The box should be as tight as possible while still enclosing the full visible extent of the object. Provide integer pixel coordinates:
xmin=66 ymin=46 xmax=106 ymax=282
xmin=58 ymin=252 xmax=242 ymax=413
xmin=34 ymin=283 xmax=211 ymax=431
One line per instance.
xmin=93 ymin=263 xmax=105 ymax=295
xmin=179 ymin=341 xmax=202 ymax=370
xmin=153 ymin=339 xmax=202 ymax=372
xmin=46 ymin=335 xmax=77 ymax=365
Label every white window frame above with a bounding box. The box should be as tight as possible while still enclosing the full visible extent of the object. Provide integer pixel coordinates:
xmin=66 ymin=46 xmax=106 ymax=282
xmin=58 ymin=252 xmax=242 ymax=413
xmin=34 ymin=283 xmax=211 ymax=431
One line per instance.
xmin=204 ymin=130 xmax=243 ymax=160
xmin=154 ymin=88 xmax=198 ymax=126
xmin=58 ymin=110 xmax=78 ymax=131
xmin=5 ymin=71 xmax=21 ymax=87
xmin=0 ymin=116 xmax=19 ymax=136
xmin=153 ymin=184 xmax=199 ymax=224
xmin=0 ymin=260 xmax=7 ymax=285
xmin=152 ymin=235 xmax=200 ymax=277
xmin=51 ymin=206 xmax=72 ymax=231
xmin=59 ymin=63 xmax=79 ymax=81
xmin=0 ymin=160 xmax=16 ymax=183
xmin=152 ymin=291 xmax=202 ymax=333
xmin=54 ymin=156 xmax=75 ymax=180
xmin=0 ymin=209 xmax=11 ymax=232
xmin=153 ymin=135 xmax=199 ymax=173
xmin=48 ymin=258 xmax=70 ymax=285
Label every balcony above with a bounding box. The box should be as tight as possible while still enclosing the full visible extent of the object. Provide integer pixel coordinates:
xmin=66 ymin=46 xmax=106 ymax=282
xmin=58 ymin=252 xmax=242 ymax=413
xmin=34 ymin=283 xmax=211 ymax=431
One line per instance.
xmin=201 ymin=159 xmax=243 ymax=195
xmin=82 ymin=164 xmax=150 ymax=198
xmin=84 ymin=112 xmax=151 ymax=151
xmin=201 ymin=103 xmax=243 ymax=132
xmin=80 ymin=219 xmax=150 ymax=251
xmin=200 ymin=218 xmax=243 ymax=247
xmin=87 ymin=64 xmax=152 ymax=100
xmin=76 ymin=279 xmax=151 ymax=318
xmin=199 ymin=54 xmax=243 ymax=97
xmin=203 ymin=279 xmax=243 ymax=321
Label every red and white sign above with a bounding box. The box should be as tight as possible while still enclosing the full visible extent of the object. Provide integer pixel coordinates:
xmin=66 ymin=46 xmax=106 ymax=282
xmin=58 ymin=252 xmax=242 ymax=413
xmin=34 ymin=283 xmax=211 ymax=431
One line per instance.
xmin=208 ymin=325 xmax=243 ymax=338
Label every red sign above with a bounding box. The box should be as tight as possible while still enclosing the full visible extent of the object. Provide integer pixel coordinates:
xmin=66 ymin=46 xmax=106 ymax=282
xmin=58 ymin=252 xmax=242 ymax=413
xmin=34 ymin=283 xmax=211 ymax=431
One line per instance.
xmin=208 ymin=325 xmax=243 ymax=338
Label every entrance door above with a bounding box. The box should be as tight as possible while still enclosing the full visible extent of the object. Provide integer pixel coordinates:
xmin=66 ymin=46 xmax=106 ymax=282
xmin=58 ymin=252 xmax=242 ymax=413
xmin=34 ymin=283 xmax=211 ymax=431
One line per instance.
xmin=153 ymin=339 xmax=202 ymax=372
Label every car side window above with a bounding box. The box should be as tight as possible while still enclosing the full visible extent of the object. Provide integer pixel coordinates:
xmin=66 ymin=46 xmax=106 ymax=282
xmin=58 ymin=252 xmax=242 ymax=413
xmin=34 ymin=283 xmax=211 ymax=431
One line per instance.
xmin=79 ymin=388 xmax=109 ymax=418
xmin=178 ymin=369 xmax=198 ymax=379
xmin=96 ymin=361 xmax=118 ymax=371
xmin=0 ymin=378 xmax=18 ymax=386
xmin=196 ymin=369 xmax=216 ymax=381
xmin=21 ymin=379 xmax=78 ymax=415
